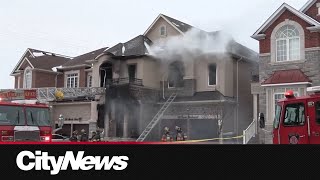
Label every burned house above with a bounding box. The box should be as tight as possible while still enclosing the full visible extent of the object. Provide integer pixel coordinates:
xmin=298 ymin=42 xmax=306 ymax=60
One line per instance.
xmin=90 ymin=14 xmax=259 ymax=141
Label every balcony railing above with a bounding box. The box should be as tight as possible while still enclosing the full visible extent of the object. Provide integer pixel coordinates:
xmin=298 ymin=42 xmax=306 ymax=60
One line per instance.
xmin=106 ymin=78 xmax=143 ymax=87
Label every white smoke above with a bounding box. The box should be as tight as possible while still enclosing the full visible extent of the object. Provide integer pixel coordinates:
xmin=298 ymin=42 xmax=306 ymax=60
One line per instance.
xmin=148 ymin=28 xmax=234 ymax=62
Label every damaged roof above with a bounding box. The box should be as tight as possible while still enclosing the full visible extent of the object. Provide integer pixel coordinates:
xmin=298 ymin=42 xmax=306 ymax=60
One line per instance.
xmin=105 ymin=35 xmax=152 ymax=57
xmin=16 ymin=48 xmax=71 ymax=72
xmin=62 ymin=47 xmax=109 ymax=67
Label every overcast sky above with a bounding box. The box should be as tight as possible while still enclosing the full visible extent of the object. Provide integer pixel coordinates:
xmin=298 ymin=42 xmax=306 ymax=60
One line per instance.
xmin=0 ymin=0 xmax=308 ymax=89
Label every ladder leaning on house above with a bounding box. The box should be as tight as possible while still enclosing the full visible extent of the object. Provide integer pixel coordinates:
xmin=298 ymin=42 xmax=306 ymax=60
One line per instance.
xmin=136 ymin=92 xmax=178 ymax=142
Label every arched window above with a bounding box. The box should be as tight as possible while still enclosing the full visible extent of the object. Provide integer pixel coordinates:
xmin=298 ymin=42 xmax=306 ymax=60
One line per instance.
xmin=24 ymin=67 xmax=32 ymax=89
xmin=276 ymin=25 xmax=300 ymax=62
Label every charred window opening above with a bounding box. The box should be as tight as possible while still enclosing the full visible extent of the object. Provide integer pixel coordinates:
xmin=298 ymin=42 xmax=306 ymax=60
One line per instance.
xmin=168 ymin=61 xmax=185 ymax=88
xmin=100 ymin=62 xmax=113 ymax=87
xmin=128 ymin=64 xmax=137 ymax=82
xmin=208 ymin=64 xmax=217 ymax=86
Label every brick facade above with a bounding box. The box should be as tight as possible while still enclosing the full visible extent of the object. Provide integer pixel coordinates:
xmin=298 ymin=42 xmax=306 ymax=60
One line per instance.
xmin=259 ymin=9 xmax=320 ymax=54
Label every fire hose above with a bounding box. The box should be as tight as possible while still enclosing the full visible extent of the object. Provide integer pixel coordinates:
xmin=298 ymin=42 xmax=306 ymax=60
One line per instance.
xmin=167 ymin=135 xmax=245 ymax=143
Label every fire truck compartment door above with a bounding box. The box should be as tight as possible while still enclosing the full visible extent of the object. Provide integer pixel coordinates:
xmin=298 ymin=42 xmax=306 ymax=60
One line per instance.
xmin=307 ymin=100 xmax=320 ymax=144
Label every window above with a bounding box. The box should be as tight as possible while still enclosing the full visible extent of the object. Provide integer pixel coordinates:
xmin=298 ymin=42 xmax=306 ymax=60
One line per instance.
xmin=87 ymin=74 xmax=92 ymax=87
xmin=315 ymin=102 xmax=320 ymax=125
xmin=276 ymin=25 xmax=300 ymax=62
xmin=0 ymin=106 xmax=25 ymax=126
xmin=160 ymin=26 xmax=167 ymax=36
xmin=24 ymin=67 xmax=32 ymax=89
xmin=66 ymin=73 xmax=79 ymax=88
xmin=26 ymin=107 xmax=51 ymax=126
xmin=168 ymin=61 xmax=184 ymax=88
xmin=208 ymin=64 xmax=217 ymax=86
xmin=317 ymin=3 xmax=320 ymax=15
xmin=283 ymin=103 xmax=305 ymax=126
xmin=128 ymin=64 xmax=137 ymax=82
xmin=273 ymin=104 xmax=281 ymax=129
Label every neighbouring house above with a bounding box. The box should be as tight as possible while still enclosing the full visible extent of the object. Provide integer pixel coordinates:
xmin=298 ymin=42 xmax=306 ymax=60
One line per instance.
xmin=251 ymin=0 xmax=320 ymax=144
xmin=8 ymin=48 xmax=108 ymax=137
xmin=91 ymin=14 xmax=259 ymax=141
xmin=10 ymin=48 xmax=71 ymax=89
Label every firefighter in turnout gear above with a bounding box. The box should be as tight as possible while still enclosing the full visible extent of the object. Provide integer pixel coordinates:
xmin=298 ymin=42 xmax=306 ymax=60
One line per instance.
xmin=175 ymin=126 xmax=187 ymax=141
xmin=161 ymin=127 xmax=173 ymax=142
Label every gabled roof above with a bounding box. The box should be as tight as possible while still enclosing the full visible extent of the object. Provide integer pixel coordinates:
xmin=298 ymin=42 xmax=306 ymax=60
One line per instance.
xmin=252 ymin=3 xmax=320 ymax=40
xmin=261 ymin=69 xmax=311 ymax=86
xmin=11 ymin=48 xmax=71 ymax=75
xmin=143 ymin=14 xmax=195 ymax=36
xmin=300 ymin=0 xmax=317 ymax=13
xmin=62 ymin=47 xmax=109 ymax=67
xmin=104 ymin=35 xmax=152 ymax=58
xmin=28 ymin=55 xmax=70 ymax=71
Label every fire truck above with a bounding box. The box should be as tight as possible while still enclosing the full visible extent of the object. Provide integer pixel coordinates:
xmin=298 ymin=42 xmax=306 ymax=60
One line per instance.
xmin=259 ymin=86 xmax=320 ymax=144
xmin=0 ymin=89 xmax=63 ymax=142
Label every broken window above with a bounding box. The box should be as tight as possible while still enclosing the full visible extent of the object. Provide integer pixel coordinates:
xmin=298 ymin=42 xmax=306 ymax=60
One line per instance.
xmin=208 ymin=64 xmax=217 ymax=86
xmin=128 ymin=64 xmax=137 ymax=83
xmin=168 ymin=61 xmax=184 ymax=88
xmin=100 ymin=62 xmax=113 ymax=87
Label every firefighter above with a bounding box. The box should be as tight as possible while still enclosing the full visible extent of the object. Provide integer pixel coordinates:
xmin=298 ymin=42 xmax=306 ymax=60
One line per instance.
xmin=80 ymin=129 xmax=88 ymax=142
xmin=175 ymin=126 xmax=184 ymax=141
xmin=70 ymin=130 xmax=78 ymax=142
xmin=161 ymin=127 xmax=173 ymax=142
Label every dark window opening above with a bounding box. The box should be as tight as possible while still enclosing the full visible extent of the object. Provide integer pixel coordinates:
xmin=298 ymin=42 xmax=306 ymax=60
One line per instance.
xmin=100 ymin=63 xmax=113 ymax=87
xmin=128 ymin=64 xmax=137 ymax=82
xmin=208 ymin=64 xmax=217 ymax=86
xmin=283 ymin=102 xmax=305 ymax=126
xmin=168 ymin=61 xmax=184 ymax=88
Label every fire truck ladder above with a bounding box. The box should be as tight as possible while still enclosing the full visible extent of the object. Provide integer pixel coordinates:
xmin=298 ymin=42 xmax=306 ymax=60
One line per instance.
xmin=136 ymin=92 xmax=177 ymax=142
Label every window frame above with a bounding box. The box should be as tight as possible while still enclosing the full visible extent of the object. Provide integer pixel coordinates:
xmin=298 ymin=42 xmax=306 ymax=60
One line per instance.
xmin=208 ymin=63 xmax=217 ymax=87
xmin=87 ymin=72 xmax=92 ymax=88
xmin=23 ymin=66 xmax=32 ymax=89
xmin=283 ymin=102 xmax=306 ymax=127
xmin=160 ymin=25 xmax=167 ymax=37
xmin=275 ymin=25 xmax=300 ymax=62
xmin=65 ymin=70 xmax=80 ymax=88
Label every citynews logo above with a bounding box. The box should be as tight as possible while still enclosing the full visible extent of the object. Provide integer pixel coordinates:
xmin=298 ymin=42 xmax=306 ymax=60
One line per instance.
xmin=16 ymin=151 xmax=129 ymax=175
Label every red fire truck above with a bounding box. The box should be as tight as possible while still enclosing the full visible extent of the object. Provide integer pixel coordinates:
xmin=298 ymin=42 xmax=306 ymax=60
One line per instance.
xmin=259 ymin=86 xmax=320 ymax=144
xmin=0 ymin=89 xmax=62 ymax=142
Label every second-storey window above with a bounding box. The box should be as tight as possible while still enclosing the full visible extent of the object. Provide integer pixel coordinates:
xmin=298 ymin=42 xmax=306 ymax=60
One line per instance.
xmin=66 ymin=73 xmax=78 ymax=88
xmin=208 ymin=64 xmax=217 ymax=86
xmin=276 ymin=25 xmax=300 ymax=62
xmin=87 ymin=74 xmax=92 ymax=87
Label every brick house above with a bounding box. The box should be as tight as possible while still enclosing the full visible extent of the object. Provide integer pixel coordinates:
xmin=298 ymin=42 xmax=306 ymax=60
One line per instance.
xmin=91 ymin=14 xmax=258 ymax=141
xmin=251 ymin=0 xmax=320 ymax=143
xmin=9 ymin=48 xmax=108 ymax=137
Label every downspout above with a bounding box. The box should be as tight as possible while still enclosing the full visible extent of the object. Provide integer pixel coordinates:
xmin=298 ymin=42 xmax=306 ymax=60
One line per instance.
xmin=236 ymin=57 xmax=243 ymax=137
xmin=162 ymin=73 xmax=166 ymax=99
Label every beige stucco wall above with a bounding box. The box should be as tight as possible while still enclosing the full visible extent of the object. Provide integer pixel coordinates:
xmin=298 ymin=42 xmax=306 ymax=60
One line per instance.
xmin=194 ymin=54 xmax=234 ymax=97
xmin=142 ymin=57 xmax=160 ymax=89
xmin=145 ymin=17 xmax=181 ymax=44
xmin=52 ymin=102 xmax=91 ymax=125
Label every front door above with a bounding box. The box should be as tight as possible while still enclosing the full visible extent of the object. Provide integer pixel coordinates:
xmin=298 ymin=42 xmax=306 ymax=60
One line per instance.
xmin=279 ymin=101 xmax=309 ymax=144
xmin=307 ymin=100 xmax=320 ymax=144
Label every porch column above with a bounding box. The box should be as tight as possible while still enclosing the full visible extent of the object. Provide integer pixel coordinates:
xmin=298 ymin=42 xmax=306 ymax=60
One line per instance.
xmin=253 ymin=94 xmax=258 ymax=134
xmin=111 ymin=100 xmax=116 ymax=137
xmin=123 ymin=107 xmax=129 ymax=138
xmin=104 ymin=103 xmax=110 ymax=139
xmin=89 ymin=101 xmax=98 ymax=138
